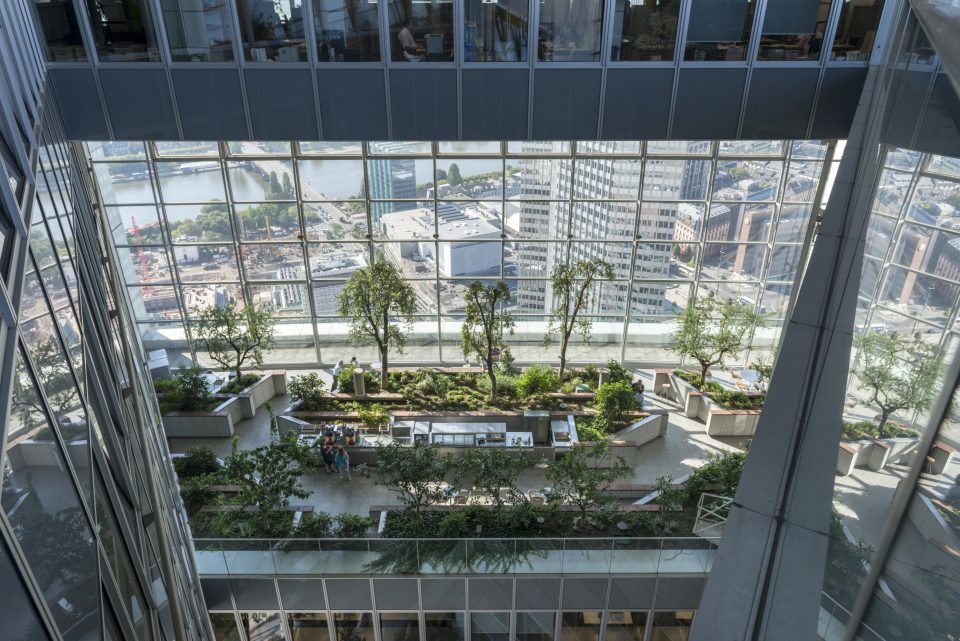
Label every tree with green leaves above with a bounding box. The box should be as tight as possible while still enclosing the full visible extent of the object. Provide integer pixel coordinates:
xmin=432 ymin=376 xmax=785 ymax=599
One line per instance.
xmin=460 ymin=281 xmax=516 ymax=403
xmin=222 ymin=404 xmax=309 ymax=532
xmin=447 ymin=163 xmax=462 ymax=187
xmin=545 ymin=444 xmax=630 ymax=527
xmin=287 ymin=372 xmax=327 ymax=411
xmin=856 ymin=332 xmax=943 ymax=438
xmin=544 ymin=258 xmax=614 ymax=381
xmin=458 ymin=448 xmax=531 ymax=513
xmin=337 ymin=254 xmax=418 ymax=389
xmin=669 ymin=293 xmax=763 ymax=388
xmin=375 ymin=442 xmax=454 ymax=522
xmin=193 ymin=303 xmax=276 ymax=380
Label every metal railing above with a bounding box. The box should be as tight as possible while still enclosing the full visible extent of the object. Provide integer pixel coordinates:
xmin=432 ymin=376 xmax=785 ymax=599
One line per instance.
xmin=192 ymin=537 xmax=718 ymax=576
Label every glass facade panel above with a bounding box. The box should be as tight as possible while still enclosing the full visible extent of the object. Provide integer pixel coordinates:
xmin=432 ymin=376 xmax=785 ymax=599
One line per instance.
xmin=240 ymin=612 xmax=285 ymax=641
xmin=210 ymin=612 xmax=242 ymax=641
xmin=559 ymin=611 xmax=601 ymax=641
xmin=380 ymin=613 xmax=419 ymax=641
xmin=236 ymin=0 xmax=307 ymax=61
xmin=757 ymin=0 xmax=829 ymax=61
xmin=389 ymin=0 xmax=455 ymax=62
xmin=649 ymin=611 xmax=693 ymax=640
xmin=288 ymin=613 xmax=331 ymax=641
xmin=603 ymin=612 xmax=648 ymax=641
xmin=470 ymin=613 xmax=509 ymax=641
xmin=81 ymin=0 xmax=160 ymax=61
xmin=611 ymin=0 xmax=680 ymax=62
xmin=538 ymin=0 xmax=604 ymax=62
xmin=314 ymin=0 xmax=380 ymax=62
xmin=684 ymin=0 xmax=755 ymax=61
xmin=159 ymin=0 xmax=235 ymax=61
xmin=31 ymin=0 xmax=87 ymax=61
xmin=464 ymin=0 xmax=529 ymax=62
xmin=424 ymin=613 xmax=465 ymax=641
xmin=516 ymin=612 xmax=556 ymax=641
xmin=333 ymin=613 xmax=376 ymax=641
xmin=830 ymin=0 xmax=885 ymax=61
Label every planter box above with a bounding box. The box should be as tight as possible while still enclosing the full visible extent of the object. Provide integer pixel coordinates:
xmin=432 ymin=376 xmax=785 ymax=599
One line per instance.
xmin=162 ymin=396 xmax=239 ymax=438
xmin=837 ymin=442 xmax=858 ymax=476
xmin=611 ymin=411 xmax=668 ymax=446
xmin=664 ymin=373 xmax=762 ymax=437
xmin=234 ymin=371 xmax=287 ymax=419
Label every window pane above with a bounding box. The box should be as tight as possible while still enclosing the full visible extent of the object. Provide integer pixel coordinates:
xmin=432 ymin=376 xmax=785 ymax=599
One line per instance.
xmin=241 ymin=243 xmax=305 ymax=280
xmin=315 ymin=0 xmax=380 ymax=62
xmin=154 ymin=141 xmax=220 ymax=157
xmin=539 ymin=0 xmax=604 ymax=61
xmin=167 ymin=204 xmax=234 ymax=243
xmin=649 ymin=611 xmax=694 ymax=641
xmin=159 ymin=0 xmax=235 ymax=61
xmin=758 ymin=0 xmax=829 ymax=61
xmin=333 ymin=613 xmax=375 ymax=641
xmin=210 ymin=613 xmax=242 ymax=641
xmin=235 ymin=203 xmax=301 ymax=241
xmin=300 ymin=142 xmax=363 ymax=155
xmin=128 ymin=285 xmax=182 ymax=321
xmin=31 ymin=0 xmax=87 ymax=61
xmin=240 ymin=612 xmax=285 ymax=641
xmin=830 ymin=0 xmax=885 ymax=61
xmin=173 ymin=244 xmax=240 ymax=282
xmin=288 ymin=612 xmax=330 ymax=641
xmin=642 ymin=159 xmax=711 ymax=201
xmin=436 ymin=159 xmax=503 ymax=199
xmin=82 ymin=0 xmax=160 ymax=61
xmin=156 ymin=162 xmax=226 ymax=203
xmin=712 ymin=160 xmax=783 ymax=202
xmin=227 ymin=142 xmax=293 ymax=156
xmin=380 ymin=613 xmax=419 ymax=641
xmin=464 ymin=0 xmax=529 ymax=62
xmin=516 ymin=612 xmax=555 ymax=641
xmin=95 ymin=163 xmax=154 ymax=205
xmin=389 ymin=0 xmax=454 ymax=62
xmin=299 ymin=159 xmax=366 ymax=200
xmin=181 ymin=283 xmax=243 ymax=316
xmin=684 ymin=0 xmax=756 ymax=61
xmin=305 ymin=202 xmax=368 ymax=241
xmin=424 ymin=613 xmax=464 ymax=641
xmin=574 ymin=157 xmax=641 ymax=200
xmin=604 ymin=612 xmax=648 ymax=641
xmin=236 ymin=0 xmax=306 ymax=61
xmin=228 ymin=160 xmax=295 ymax=202
xmin=612 ymin=0 xmax=680 ymax=62
xmin=559 ymin=612 xmax=601 ymax=641
xmin=470 ymin=613 xmax=509 ymax=641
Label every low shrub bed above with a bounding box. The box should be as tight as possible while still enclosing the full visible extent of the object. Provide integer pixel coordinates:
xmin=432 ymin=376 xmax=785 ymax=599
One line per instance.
xmin=219 ymin=372 xmax=263 ymax=394
xmin=840 ymin=420 xmax=918 ymax=441
xmin=673 ymin=369 xmax=765 ymax=410
xmin=155 ymin=366 xmax=220 ymax=413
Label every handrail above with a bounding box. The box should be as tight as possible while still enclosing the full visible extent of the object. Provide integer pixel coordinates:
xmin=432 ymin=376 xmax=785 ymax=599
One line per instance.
xmin=191 ymin=536 xmax=718 ymax=577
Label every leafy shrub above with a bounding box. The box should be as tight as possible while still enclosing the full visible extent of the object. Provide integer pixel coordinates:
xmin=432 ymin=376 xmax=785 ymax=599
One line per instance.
xmin=291 ymin=512 xmax=334 ymax=537
xmin=355 ymin=403 xmax=388 ymax=429
xmin=624 ymin=511 xmax=658 ymax=536
xmin=288 ymin=373 xmax=327 ymax=411
xmin=683 ymin=450 xmax=746 ymax=503
xmin=337 ymin=365 xmax=381 ymax=394
xmin=180 ymin=483 xmax=214 ymax=511
xmin=220 ymin=372 xmax=262 ymax=394
xmin=517 ymin=365 xmax=560 ymax=399
xmin=606 ymin=360 xmax=633 ymax=385
xmin=592 ymin=381 xmax=636 ymax=433
xmin=334 ymin=513 xmax=375 ymax=538
xmin=841 ymin=420 xmax=917 ymax=441
xmin=574 ymin=418 xmax=606 ymax=443
xmin=437 ymin=509 xmax=473 ymax=537
xmin=672 ymin=369 xmax=765 ymax=410
xmin=156 ymin=366 xmax=214 ymax=413
xmin=173 ymin=445 xmax=222 ymax=479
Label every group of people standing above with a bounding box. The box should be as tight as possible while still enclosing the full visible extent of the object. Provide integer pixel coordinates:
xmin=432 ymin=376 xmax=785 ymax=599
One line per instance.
xmin=633 ymin=378 xmax=645 ymax=410
xmin=330 ymin=356 xmax=359 ymax=393
xmin=320 ymin=444 xmax=351 ymax=481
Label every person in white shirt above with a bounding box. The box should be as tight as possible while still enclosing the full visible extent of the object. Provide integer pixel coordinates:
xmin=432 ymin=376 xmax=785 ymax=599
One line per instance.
xmin=398 ymin=18 xmax=421 ymax=62
xmin=331 ymin=359 xmax=344 ymax=393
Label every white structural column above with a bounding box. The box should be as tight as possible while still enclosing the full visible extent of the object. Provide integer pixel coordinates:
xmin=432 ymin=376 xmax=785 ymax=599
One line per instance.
xmin=688 ymin=4 xmax=913 ymax=638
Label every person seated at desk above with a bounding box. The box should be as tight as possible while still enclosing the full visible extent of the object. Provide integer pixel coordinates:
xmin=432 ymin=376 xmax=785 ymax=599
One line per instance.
xmin=398 ymin=18 xmax=423 ymax=61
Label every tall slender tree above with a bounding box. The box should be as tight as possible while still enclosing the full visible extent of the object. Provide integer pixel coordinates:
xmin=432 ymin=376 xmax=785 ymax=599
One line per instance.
xmin=544 ymin=258 xmax=614 ymax=380
xmin=461 ymin=281 xmax=515 ymax=403
xmin=193 ymin=303 xmax=275 ymax=380
xmin=337 ymin=254 xmax=418 ymax=389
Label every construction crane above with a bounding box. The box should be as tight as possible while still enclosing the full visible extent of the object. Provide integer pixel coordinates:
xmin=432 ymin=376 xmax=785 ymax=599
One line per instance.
xmin=130 ymin=216 xmax=153 ymax=294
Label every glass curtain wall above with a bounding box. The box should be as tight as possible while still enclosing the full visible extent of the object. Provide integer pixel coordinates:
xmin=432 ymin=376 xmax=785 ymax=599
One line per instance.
xmin=87 ymin=139 xmax=830 ymax=369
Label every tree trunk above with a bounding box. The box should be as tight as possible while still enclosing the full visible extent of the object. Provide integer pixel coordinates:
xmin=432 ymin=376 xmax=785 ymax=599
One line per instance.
xmin=877 ymin=408 xmax=892 ymax=440
xmin=235 ymin=367 xmax=243 ymax=382
xmin=380 ymin=345 xmax=389 ymax=390
xmin=699 ymin=362 xmax=710 ymax=389
xmin=488 ymin=365 xmax=498 ymax=403
xmin=559 ymin=334 xmax=569 ymax=382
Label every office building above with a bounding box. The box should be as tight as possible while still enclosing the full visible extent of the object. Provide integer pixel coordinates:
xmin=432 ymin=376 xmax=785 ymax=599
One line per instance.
xmin=0 ymin=1 xmax=957 ymax=641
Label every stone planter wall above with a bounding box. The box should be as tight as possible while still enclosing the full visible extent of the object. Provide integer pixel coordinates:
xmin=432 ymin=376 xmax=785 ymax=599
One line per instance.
xmin=704 ymin=406 xmax=762 ymax=437
xmin=837 ymin=442 xmax=857 ymax=476
xmin=583 ymin=441 xmax=638 ymax=468
xmin=235 ymin=371 xmax=287 ymax=418
xmin=162 ymin=396 xmax=239 ymax=437
xmin=611 ymin=412 xmax=668 ymax=446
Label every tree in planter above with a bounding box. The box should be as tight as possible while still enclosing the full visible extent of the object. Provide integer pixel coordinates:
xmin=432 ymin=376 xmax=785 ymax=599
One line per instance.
xmin=155 ymin=366 xmax=213 ymax=412
xmin=172 ymin=445 xmax=222 ymax=480
xmin=544 ymin=259 xmax=614 ymax=381
xmin=653 ymin=475 xmax=685 ymax=534
xmin=751 ymin=353 xmax=774 ymax=392
xmin=193 ymin=303 xmax=275 ymax=382
xmin=856 ymin=332 xmax=943 ymax=439
xmin=222 ymin=405 xmax=309 ymax=533
xmin=545 ymin=444 xmax=630 ymax=528
xmin=591 ymin=381 xmax=636 ymax=434
xmin=461 ymin=281 xmax=516 ymax=403
xmin=288 ymin=372 xmax=327 ymax=411
xmin=337 ymin=255 xmax=418 ymax=390
xmin=458 ymin=448 xmax=532 ymax=514
xmin=669 ymin=293 xmax=763 ymax=389
xmin=375 ymin=442 xmax=454 ymax=522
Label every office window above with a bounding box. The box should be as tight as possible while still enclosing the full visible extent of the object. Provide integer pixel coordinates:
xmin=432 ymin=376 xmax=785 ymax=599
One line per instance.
xmin=314 ymin=0 xmax=381 ymax=62
xmin=538 ymin=0 xmax=604 ymax=62
xmin=603 ymin=612 xmax=648 ymax=641
xmin=31 ymin=0 xmax=87 ymax=61
xmin=470 ymin=613 xmax=510 ymax=641
xmin=81 ymin=0 xmax=161 ymax=61
xmin=333 ymin=613 xmax=376 ymax=641
xmin=611 ymin=0 xmax=680 ymax=62
xmin=758 ymin=0 xmax=829 ymax=60
xmin=559 ymin=612 xmax=601 ymax=641
xmin=159 ymin=0 xmax=234 ymax=61
xmin=389 ymin=0 xmax=455 ymax=62
xmin=464 ymin=0 xmax=529 ymax=62
xmin=649 ymin=611 xmax=694 ymax=641
xmin=516 ymin=612 xmax=556 ymax=641
xmin=236 ymin=0 xmax=307 ymax=61
xmin=683 ymin=0 xmax=755 ymax=61
xmin=288 ymin=612 xmax=331 ymax=641
xmin=210 ymin=613 xmax=242 ymax=641
xmin=240 ymin=612 xmax=285 ymax=641
xmin=380 ymin=613 xmax=420 ymax=641
xmin=831 ymin=0 xmax=885 ymax=61
xmin=424 ymin=613 xmax=465 ymax=641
